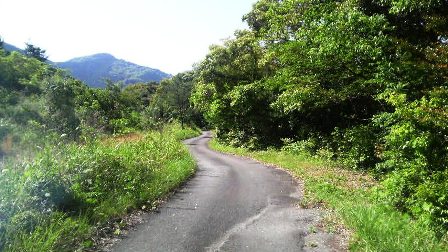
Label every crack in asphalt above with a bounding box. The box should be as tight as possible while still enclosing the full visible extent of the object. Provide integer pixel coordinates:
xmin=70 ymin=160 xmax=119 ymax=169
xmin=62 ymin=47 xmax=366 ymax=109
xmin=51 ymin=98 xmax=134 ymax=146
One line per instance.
xmin=206 ymin=207 xmax=270 ymax=252
xmin=164 ymin=206 xmax=198 ymax=211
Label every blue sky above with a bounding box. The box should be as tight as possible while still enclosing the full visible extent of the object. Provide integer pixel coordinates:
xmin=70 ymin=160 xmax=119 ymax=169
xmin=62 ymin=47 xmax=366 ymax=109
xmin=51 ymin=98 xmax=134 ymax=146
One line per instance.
xmin=0 ymin=0 xmax=257 ymax=74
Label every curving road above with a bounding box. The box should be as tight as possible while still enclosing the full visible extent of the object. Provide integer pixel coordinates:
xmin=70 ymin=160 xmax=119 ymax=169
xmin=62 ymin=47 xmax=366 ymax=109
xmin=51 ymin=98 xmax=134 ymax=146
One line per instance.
xmin=110 ymin=132 xmax=338 ymax=252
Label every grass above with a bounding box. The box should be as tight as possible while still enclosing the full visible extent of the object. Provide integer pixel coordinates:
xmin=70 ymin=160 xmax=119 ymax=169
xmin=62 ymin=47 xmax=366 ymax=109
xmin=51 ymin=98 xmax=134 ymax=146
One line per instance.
xmin=209 ymin=139 xmax=448 ymax=252
xmin=0 ymin=123 xmax=200 ymax=251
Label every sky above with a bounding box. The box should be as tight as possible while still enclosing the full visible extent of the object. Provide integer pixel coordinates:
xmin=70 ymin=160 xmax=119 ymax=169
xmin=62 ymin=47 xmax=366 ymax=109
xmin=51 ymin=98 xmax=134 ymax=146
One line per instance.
xmin=0 ymin=0 xmax=257 ymax=74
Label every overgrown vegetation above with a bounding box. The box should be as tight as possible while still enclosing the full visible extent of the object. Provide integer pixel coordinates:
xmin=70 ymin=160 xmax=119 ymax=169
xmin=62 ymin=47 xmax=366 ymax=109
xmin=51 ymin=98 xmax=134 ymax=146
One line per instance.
xmin=0 ymin=125 xmax=198 ymax=251
xmin=192 ymin=0 xmax=448 ymax=239
xmin=2 ymin=0 xmax=448 ymax=249
xmin=210 ymin=139 xmax=448 ymax=251
xmin=0 ymin=43 xmax=202 ymax=251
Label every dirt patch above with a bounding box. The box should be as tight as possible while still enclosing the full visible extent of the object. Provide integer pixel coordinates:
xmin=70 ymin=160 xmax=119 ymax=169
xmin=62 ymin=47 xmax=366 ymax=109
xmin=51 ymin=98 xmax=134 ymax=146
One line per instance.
xmin=101 ymin=133 xmax=144 ymax=145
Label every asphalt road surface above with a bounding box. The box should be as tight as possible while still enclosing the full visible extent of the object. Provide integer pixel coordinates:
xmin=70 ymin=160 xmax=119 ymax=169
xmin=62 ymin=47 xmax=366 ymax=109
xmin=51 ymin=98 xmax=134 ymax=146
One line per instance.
xmin=110 ymin=132 xmax=339 ymax=252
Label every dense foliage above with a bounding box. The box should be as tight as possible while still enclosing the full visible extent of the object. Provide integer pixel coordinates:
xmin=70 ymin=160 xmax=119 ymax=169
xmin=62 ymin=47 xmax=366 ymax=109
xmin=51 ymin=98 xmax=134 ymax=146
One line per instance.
xmin=0 ymin=125 xmax=198 ymax=251
xmin=150 ymin=71 xmax=206 ymax=128
xmin=192 ymin=0 xmax=448 ymax=235
xmin=0 ymin=44 xmax=201 ymax=251
xmin=0 ymin=46 xmax=192 ymax=154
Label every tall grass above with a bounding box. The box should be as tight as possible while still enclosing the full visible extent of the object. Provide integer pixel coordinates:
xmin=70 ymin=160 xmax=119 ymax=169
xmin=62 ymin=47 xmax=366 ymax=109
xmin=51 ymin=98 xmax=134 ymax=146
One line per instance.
xmin=0 ymin=123 xmax=199 ymax=251
xmin=210 ymin=139 xmax=448 ymax=251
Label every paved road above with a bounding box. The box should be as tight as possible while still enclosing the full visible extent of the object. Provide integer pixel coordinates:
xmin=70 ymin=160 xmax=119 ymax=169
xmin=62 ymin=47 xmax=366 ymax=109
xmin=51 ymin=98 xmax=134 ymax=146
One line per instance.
xmin=110 ymin=132 xmax=338 ymax=252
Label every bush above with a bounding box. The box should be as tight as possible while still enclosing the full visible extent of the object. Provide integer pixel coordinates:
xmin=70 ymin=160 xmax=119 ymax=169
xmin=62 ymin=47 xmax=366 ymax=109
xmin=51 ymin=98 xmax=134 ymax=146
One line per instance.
xmin=331 ymin=125 xmax=379 ymax=170
xmin=281 ymin=138 xmax=317 ymax=154
xmin=0 ymin=124 xmax=199 ymax=251
xmin=375 ymin=89 xmax=448 ymax=234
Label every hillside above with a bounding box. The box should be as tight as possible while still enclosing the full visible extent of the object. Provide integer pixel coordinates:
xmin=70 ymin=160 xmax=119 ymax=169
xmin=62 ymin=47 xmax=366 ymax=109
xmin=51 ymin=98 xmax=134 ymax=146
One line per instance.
xmin=3 ymin=43 xmax=22 ymax=53
xmin=56 ymin=53 xmax=171 ymax=88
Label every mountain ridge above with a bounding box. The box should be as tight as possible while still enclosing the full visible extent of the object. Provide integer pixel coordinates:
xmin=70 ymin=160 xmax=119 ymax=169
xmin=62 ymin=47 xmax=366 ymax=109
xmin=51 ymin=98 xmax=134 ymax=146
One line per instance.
xmin=56 ymin=53 xmax=171 ymax=88
xmin=2 ymin=42 xmax=170 ymax=88
xmin=3 ymin=42 xmax=23 ymax=53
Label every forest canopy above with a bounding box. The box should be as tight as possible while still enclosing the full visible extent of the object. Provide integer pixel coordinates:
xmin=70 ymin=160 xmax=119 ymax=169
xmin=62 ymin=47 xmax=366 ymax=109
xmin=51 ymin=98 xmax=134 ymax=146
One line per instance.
xmin=192 ymin=0 xmax=448 ymax=234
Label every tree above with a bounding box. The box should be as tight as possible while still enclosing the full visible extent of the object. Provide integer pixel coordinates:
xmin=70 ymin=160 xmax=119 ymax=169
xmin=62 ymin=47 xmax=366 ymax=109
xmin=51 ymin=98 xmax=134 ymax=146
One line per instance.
xmin=192 ymin=30 xmax=278 ymax=144
xmin=150 ymin=72 xmax=203 ymax=128
xmin=43 ymin=71 xmax=81 ymax=138
xmin=24 ymin=43 xmax=48 ymax=62
xmin=121 ymin=82 xmax=158 ymax=109
xmin=193 ymin=0 xmax=448 ymax=231
xmin=243 ymin=0 xmax=305 ymax=43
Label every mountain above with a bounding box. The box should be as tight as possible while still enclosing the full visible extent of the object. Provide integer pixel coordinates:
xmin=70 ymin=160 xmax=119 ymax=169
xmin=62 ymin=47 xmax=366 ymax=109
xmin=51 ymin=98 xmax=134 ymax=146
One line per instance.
xmin=56 ymin=53 xmax=171 ymax=88
xmin=3 ymin=43 xmax=23 ymax=53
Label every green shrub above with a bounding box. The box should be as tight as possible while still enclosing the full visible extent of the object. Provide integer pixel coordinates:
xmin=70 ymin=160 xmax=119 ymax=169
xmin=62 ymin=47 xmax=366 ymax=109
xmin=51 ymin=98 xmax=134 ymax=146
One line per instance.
xmin=376 ymin=88 xmax=448 ymax=234
xmin=281 ymin=137 xmax=318 ymax=154
xmin=0 ymin=124 xmax=199 ymax=251
xmin=331 ymin=125 xmax=379 ymax=170
xmin=6 ymin=213 xmax=91 ymax=252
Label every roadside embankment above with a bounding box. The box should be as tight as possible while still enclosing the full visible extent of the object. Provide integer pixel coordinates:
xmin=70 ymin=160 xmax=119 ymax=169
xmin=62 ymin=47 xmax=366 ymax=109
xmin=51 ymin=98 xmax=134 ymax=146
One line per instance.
xmin=209 ymin=139 xmax=448 ymax=252
xmin=0 ymin=124 xmax=200 ymax=252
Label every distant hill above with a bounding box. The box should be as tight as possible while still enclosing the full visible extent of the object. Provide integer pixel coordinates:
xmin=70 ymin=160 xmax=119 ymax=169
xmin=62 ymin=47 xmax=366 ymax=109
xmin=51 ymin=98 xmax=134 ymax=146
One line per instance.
xmin=55 ymin=53 xmax=171 ymax=88
xmin=2 ymin=42 xmax=53 ymax=63
xmin=3 ymin=43 xmax=23 ymax=53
